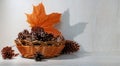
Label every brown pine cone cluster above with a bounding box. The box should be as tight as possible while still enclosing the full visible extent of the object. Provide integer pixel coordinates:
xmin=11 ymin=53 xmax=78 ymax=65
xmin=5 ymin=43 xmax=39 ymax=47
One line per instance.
xmin=61 ymin=40 xmax=80 ymax=54
xmin=1 ymin=46 xmax=19 ymax=59
xmin=31 ymin=27 xmax=55 ymax=41
xmin=16 ymin=27 xmax=65 ymax=46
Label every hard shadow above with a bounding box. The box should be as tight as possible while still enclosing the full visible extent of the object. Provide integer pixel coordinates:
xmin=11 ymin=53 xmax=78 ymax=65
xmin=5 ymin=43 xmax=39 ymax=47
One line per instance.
xmin=54 ymin=9 xmax=89 ymax=60
xmin=55 ymin=9 xmax=87 ymax=40
xmin=51 ymin=50 xmax=91 ymax=60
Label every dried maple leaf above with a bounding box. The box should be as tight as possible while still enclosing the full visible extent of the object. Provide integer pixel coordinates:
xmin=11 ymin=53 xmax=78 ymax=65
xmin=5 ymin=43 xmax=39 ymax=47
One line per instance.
xmin=26 ymin=3 xmax=61 ymax=36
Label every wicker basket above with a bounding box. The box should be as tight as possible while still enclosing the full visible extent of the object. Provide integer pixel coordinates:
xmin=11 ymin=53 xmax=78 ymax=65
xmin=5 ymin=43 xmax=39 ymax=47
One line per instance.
xmin=15 ymin=39 xmax=65 ymax=58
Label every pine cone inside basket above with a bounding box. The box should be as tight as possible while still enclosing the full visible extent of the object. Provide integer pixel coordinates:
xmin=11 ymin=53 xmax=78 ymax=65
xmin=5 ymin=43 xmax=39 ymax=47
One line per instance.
xmin=16 ymin=27 xmax=65 ymax=46
xmin=62 ymin=40 xmax=80 ymax=54
xmin=31 ymin=27 xmax=55 ymax=41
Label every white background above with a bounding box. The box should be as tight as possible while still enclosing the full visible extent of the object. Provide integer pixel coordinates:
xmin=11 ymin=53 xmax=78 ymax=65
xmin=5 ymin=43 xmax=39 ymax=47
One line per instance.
xmin=0 ymin=0 xmax=120 ymax=66
xmin=0 ymin=0 xmax=119 ymax=52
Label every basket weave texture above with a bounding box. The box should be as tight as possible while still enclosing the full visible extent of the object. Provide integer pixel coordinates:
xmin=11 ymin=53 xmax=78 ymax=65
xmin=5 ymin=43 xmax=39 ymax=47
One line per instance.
xmin=15 ymin=39 xmax=65 ymax=58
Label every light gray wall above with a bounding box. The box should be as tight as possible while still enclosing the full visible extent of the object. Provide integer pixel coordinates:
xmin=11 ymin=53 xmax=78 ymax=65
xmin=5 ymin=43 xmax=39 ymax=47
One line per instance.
xmin=0 ymin=0 xmax=119 ymax=52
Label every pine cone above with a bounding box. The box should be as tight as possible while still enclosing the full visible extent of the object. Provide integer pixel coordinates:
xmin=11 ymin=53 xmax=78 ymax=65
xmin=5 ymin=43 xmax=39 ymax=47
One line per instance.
xmin=31 ymin=27 xmax=44 ymax=33
xmin=1 ymin=46 xmax=19 ymax=59
xmin=34 ymin=52 xmax=44 ymax=61
xmin=23 ymin=29 xmax=29 ymax=35
xmin=62 ymin=40 xmax=80 ymax=54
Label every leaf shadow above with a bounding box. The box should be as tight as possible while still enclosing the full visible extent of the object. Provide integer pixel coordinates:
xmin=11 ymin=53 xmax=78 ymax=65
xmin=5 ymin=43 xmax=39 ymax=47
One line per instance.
xmin=55 ymin=9 xmax=87 ymax=40
xmin=54 ymin=9 xmax=89 ymax=60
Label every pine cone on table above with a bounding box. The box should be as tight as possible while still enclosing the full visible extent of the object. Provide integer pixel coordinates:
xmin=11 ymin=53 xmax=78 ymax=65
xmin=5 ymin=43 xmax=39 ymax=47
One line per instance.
xmin=1 ymin=46 xmax=19 ymax=59
xmin=61 ymin=40 xmax=80 ymax=54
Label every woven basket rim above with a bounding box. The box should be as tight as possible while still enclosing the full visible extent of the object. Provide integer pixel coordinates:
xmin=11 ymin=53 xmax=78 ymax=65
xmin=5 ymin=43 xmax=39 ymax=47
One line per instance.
xmin=15 ymin=39 xmax=65 ymax=46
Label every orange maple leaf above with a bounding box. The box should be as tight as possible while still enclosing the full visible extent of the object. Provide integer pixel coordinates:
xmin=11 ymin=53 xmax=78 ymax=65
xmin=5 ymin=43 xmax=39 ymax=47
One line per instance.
xmin=26 ymin=3 xmax=61 ymax=36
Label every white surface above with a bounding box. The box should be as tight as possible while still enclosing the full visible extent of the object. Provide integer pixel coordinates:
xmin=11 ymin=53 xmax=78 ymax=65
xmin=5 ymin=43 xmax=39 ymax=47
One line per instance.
xmin=1 ymin=52 xmax=120 ymax=66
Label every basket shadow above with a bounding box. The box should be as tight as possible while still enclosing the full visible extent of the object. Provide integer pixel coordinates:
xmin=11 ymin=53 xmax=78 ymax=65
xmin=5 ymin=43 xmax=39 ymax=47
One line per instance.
xmin=50 ymin=51 xmax=91 ymax=60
